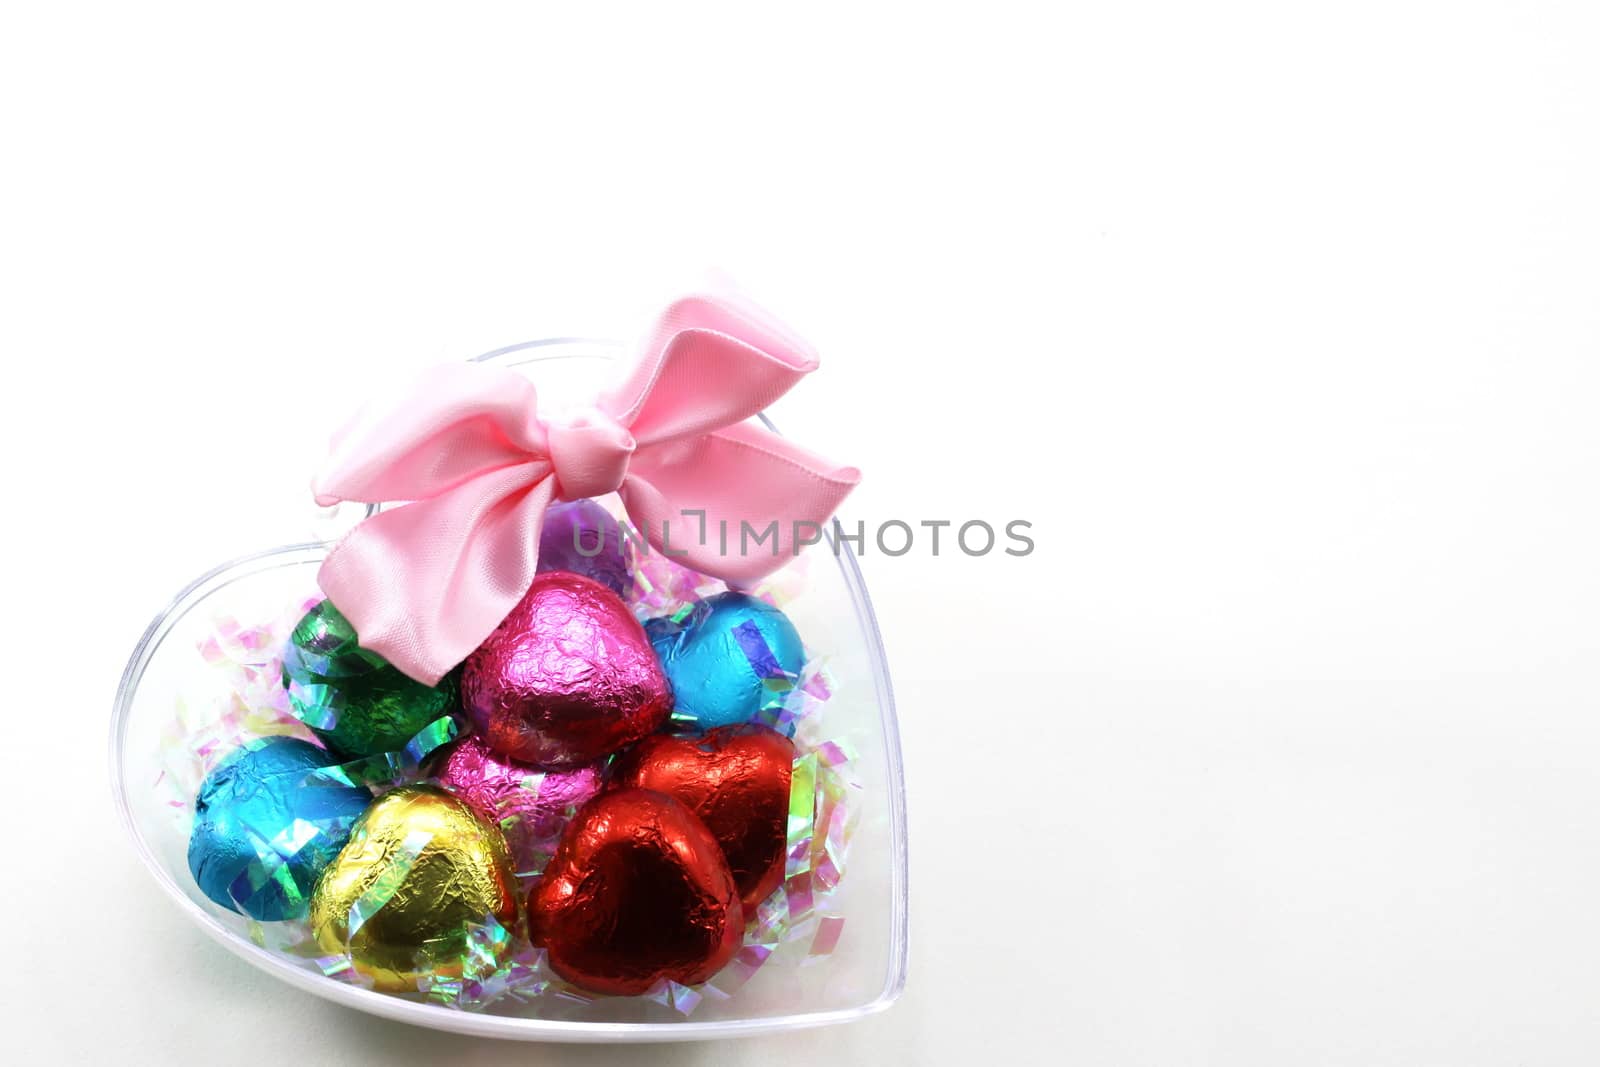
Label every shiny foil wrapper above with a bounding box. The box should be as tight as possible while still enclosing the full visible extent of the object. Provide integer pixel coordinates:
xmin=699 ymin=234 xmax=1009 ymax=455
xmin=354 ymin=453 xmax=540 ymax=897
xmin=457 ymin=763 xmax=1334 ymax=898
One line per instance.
xmin=188 ymin=737 xmax=371 ymax=921
xmin=282 ymin=599 xmax=458 ymax=758
xmin=537 ymin=499 xmax=632 ymax=597
xmin=310 ymin=786 xmax=518 ymax=992
xmin=609 ymin=724 xmax=795 ymax=912
xmin=529 ymin=788 xmax=743 ymax=996
xmin=462 ymin=572 xmax=672 ymax=767
xmin=436 ymin=733 xmax=603 ymax=873
xmin=645 ymin=592 xmax=805 ymax=729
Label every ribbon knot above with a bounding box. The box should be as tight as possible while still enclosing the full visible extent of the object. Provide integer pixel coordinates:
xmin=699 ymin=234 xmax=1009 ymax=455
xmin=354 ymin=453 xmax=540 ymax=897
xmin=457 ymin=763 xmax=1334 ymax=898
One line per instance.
xmin=547 ymin=409 xmax=635 ymax=500
xmin=311 ymin=293 xmax=860 ymax=685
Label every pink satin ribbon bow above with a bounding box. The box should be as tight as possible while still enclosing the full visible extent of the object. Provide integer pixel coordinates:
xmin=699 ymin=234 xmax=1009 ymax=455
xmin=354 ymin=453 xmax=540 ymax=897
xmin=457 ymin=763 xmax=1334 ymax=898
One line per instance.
xmin=312 ymin=294 xmax=860 ymax=685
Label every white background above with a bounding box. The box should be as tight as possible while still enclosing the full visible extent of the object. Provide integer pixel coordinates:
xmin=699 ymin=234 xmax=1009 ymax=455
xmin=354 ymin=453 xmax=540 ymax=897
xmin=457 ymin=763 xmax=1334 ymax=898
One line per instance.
xmin=3 ymin=2 xmax=1599 ymax=1064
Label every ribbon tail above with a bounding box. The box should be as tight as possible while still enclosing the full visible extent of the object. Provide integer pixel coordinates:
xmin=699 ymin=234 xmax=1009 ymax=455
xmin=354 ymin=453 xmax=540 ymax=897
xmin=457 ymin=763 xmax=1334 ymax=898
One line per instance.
xmin=619 ymin=421 xmax=860 ymax=585
xmin=317 ymin=463 xmax=556 ymax=685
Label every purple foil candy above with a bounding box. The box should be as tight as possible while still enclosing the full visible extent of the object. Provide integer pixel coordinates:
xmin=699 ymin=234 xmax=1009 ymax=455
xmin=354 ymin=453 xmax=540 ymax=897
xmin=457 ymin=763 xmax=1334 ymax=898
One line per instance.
xmin=537 ymin=499 xmax=631 ymax=597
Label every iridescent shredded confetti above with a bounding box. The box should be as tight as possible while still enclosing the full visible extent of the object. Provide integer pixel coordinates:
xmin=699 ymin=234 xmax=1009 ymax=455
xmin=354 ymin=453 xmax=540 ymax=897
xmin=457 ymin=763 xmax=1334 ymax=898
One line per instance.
xmin=157 ymin=596 xmax=323 ymax=818
xmin=809 ymin=915 xmax=846 ymax=958
xmin=629 ymin=547 xmax=720 ymax=619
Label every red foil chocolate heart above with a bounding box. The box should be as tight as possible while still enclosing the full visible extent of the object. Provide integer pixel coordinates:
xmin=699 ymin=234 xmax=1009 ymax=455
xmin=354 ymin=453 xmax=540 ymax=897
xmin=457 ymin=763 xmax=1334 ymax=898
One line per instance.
xmin=462 ymin=572 xmax=672 ymax=767
xmin=608 ymin=724 xmax=795 ymax=912
xmin=528 ymin=788 xmax=743 ymax=995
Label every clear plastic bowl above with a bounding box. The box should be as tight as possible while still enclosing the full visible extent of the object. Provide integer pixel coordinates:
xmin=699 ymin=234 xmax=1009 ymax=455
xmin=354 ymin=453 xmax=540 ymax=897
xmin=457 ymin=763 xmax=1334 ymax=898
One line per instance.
xmin=109 ymin=340 xmax=908 ymax=1041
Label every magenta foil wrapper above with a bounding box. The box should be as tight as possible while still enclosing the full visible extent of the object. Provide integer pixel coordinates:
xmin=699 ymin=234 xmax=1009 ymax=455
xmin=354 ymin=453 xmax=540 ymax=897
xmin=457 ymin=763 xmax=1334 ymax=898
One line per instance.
xmin=461 ymin=571 xmax=672 ymax=767
xmin=436 ymin=733 xmax=603 ymax=873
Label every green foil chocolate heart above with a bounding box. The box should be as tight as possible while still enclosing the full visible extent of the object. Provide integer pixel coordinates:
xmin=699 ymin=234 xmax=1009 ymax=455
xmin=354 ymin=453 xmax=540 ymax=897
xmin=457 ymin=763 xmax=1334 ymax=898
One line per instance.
xmin=282 ymin=599 xmax=458 ymax=758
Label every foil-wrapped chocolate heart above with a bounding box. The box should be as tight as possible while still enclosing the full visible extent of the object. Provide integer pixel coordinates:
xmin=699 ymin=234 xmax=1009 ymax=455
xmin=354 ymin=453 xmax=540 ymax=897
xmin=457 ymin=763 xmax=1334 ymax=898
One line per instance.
xmin=608 ymin=723 xmax=794 ymax=911
xmin=644 ymin=592 xmax=805 ymax=729
xmin=528 ymin=788 xmax=743 ymax=995
xmin=309 ymin=786 xmax=518 ymax=992
xmin=435 ymin=733 xmax=604 ymax=873
xmin=536 ymin=499 xmax=632 ymax=597
xmin=462 ymin=572 xmax=672 ymax=767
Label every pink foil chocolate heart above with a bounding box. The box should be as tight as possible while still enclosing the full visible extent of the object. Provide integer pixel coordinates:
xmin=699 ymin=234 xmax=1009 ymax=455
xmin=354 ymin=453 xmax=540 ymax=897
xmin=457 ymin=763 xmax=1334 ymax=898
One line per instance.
xmin=462 ymin=572 xmax=672 ymax=767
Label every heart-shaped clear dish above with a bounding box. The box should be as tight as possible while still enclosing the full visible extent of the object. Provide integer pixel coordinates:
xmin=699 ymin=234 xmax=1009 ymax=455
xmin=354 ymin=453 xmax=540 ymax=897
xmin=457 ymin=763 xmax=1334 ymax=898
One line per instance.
xmin=109 ymin=341 xmax=908 ymax=1041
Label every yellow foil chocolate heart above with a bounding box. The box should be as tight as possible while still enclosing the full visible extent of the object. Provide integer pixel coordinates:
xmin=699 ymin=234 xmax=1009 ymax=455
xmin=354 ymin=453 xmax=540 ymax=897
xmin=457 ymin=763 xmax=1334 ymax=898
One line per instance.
xmin=310 ymin=785 xmax=518 ymax=992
